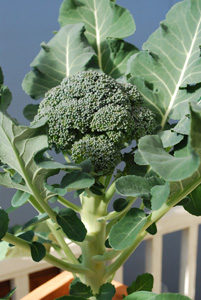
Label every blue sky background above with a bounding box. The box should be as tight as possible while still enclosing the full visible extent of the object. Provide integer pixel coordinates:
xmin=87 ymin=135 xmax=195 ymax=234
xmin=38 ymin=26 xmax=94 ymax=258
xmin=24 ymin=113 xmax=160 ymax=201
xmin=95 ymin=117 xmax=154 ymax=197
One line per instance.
xmin=3 ymin=1 xmax=201 ymax=297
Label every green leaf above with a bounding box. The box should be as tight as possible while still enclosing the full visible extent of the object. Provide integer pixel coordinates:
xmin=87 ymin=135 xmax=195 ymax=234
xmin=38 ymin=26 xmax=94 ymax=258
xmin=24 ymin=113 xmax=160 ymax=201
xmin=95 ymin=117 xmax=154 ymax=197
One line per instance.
xmin=138 ymin=135 xmax=200 ymax=181
xmin=23 ymin=104 xmax=39 ymax=122
xmin=0 ymin=172 xmax=30 ymax=193
xmin=0 ymin=112 xmax=58 ymax=201
xmin=0 ymin=85 xmax=12 ymax=112
xmin=159 ymin=130 xmax=184 ymax=148
xmin=128 ymin=0 xmax=201 ymax=125
xmin=11 ymin=190 xmax=30 ymax=207
xmin=44 ymin=183 xmax=67 ymax=197
xmin=18 ymin=230 xmax=34 ymax=242
xmin=22 ymin=24 xmax=95 ymax=99
xmin=0 ymin=287 xmax=16 ymax=300
xmin=184 ymin=184 xmax=201 ymax=216
xmin=105 ymin=239 xmax=112 ymax=249
xmin=189 ymin=102 xmax=201 ymax=156
xmin=35 ymin=150 xmax=81 ymax=171
xmin=61 ymin=171 xmax=95 ymax=191
xmin=89 ymin=186 xmax=103 ymax=196
xmin=96 ymin=283 xmax=116 ymax=300
xmin=109 ymin=208 xmax=147 ymax=250
xmin=146 ymin=222 xmax=157 ymax=236
xmin=127 ymin=273 xmax=153 ymax=294
xmin=134 ymin=152 xmax=148 ymax=166
xmin=11 ymin=171 xmax=23 ymax=184
xmin=102 ymin=39 xmax=139 ymax=78
xmin=124 ymin=292 xmax=191 ymax=300
xmin=173 ymin=116 xmax=190 ymax=135
xmin=151 ymin=182 xmax=170 ymax=211
xmin=0 ymin=67 xmax=3 ymax=84
xmin=0 ymin=67 xmax=12 ymax=112
xmin=59 ymin=0 xmax=135 ymax=72
xmin=113 ymin=198 xmax=129 ymax=212
xmin=122 ymin=151 xmax=148 ymax=177
xmin=79 ymin=159 xmax=93 ymax=174
xmin=175 ymin=197 xmax=191 ymax=207
xmin=56 ymin=208 xmax=87 ymax=242
xmin=115 ymin=175 xmax=164 ymax=198
xmin=30 ymin=241 xmax=46 ymax=262
xmin=70 ymin=278 xmax=93 ymax=298
xmin=0 ymin=209 xmax=9 ymax=240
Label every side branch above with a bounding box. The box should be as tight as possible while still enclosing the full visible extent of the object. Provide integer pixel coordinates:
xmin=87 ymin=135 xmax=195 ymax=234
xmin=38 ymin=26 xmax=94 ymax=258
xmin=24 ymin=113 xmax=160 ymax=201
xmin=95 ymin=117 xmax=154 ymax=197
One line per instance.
xmin=3 ymin=233 xmax=93 ymax=276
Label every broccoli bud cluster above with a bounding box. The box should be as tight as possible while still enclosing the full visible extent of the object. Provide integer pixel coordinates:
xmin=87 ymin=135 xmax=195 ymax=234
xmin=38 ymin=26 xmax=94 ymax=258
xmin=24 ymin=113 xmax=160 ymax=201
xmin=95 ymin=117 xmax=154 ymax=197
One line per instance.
xmin=33 ymin=70 xmax=156 ymax=175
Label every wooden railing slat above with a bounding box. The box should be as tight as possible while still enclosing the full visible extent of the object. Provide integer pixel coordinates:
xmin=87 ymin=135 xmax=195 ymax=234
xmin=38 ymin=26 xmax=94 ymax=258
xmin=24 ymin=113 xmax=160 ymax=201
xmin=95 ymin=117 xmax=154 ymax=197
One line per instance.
xmin=179 ymin=225 xmax=199 ymax=299
xmin=145 ymin=235 xmax=163 ymax=293
xmin=11 ymin=274 xmax=30 ymax=300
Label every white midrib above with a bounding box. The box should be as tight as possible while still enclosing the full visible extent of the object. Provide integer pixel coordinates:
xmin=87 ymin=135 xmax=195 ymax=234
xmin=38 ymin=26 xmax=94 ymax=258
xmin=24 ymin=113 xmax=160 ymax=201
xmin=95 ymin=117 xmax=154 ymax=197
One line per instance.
xmin=161 ymin=16 xmax=201 ymax=128
xmin=93 ymin=0 xmax=102 ymax=69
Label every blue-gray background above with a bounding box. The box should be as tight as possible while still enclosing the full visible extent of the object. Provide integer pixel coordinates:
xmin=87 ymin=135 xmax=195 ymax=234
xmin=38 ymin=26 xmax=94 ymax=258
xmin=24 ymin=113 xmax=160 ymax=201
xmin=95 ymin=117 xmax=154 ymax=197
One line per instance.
xmin=1 ymin=0 xmax=201 ymax=298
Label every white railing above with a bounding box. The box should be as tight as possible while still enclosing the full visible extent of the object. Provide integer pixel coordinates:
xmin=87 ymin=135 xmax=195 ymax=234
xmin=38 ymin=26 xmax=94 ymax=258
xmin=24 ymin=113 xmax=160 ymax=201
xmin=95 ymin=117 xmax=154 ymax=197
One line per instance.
xmin=0 ymin=243 xmax=81 ymax=300
xmin=0 ymin=206 xmax=200 ymax=300
xmin=145 ymin=206 xmax=201 ymax=299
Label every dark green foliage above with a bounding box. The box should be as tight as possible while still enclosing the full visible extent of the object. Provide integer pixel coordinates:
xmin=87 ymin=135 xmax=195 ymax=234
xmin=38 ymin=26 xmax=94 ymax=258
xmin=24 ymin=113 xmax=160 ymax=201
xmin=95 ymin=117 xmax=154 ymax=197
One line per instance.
xmin=70 ymin=278 xmax=93 ymax=298
xmin=33 ymin=70 xmax=156 ymax=175
xmin=146 ymin=222 xmax=157 ymax=235
xmin=56 ymin=208 xmax=87 ymax=242
xmin=9 ymin=230 xmax=34 ymax=247
xmin=30 ymin=241 xmax=46 ymax=262
xmin=109 ymin=208 xmax=147 ymax=250
xmin=113 ymin=198 xmax=129 ymax=212
xmin=127 ymin=273 xmax=153 ymax=294
xmin=0 ymin=209 xmax=9 ymax=240
xmin=0 ymin=67 xmax=12 ymax=112
xmin=96 ymin=283 xmax=116 ymax=300
xmin=184 ymin=184 xmax=201 ymax=216
xmin=23 ymin=104 xmax=39 ymax=121
xmin=105 ymin=238 xmax=112 ymax=249
xmin=61 ymin=171 xmax=95 ymax=191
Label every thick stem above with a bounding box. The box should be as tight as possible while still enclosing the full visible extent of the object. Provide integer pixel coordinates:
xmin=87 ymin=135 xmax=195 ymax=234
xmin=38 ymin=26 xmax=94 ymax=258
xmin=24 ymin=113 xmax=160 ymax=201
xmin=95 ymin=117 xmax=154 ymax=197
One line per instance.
xmin=79 ymin=192 xmax=108 ymax=293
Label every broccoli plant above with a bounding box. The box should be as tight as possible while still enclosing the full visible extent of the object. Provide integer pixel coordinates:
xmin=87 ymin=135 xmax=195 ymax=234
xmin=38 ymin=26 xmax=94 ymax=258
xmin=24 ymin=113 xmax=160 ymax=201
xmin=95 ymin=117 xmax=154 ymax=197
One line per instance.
xmin=33 ymin=70 xmax=156 ymax=175
xmin=1 ymin=0 xmax=201 ymax=299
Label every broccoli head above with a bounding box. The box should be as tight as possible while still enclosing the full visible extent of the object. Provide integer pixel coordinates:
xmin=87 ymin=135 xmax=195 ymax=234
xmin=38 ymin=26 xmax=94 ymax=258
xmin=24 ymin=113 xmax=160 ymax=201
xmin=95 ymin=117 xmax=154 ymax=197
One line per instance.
xmin=33 ymin=70 xmax=156 ymax=175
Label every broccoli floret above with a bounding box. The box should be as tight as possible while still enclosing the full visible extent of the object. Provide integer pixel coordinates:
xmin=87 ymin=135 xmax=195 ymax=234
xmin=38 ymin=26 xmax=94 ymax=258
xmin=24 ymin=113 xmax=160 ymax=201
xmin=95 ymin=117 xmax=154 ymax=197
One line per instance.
xmin=33 ymin=70 xmax=156 ymax=175
xmin=71 ymin=135 xmax=121 ymax=175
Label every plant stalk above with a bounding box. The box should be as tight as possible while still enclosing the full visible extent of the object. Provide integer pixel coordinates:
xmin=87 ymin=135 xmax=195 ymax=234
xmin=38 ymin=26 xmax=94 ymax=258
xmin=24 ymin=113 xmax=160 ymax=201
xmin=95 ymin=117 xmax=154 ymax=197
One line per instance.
xmin=79 ymin=192 xmax=108 ymax=293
